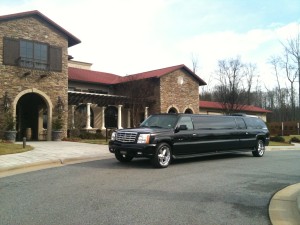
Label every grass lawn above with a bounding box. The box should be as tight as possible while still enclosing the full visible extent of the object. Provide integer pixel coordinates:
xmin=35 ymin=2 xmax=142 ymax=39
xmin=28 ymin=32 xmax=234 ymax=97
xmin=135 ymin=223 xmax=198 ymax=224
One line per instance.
xmin=269 ymin=135 xmax=300 ymax=146
xmin=269 ymin=141 xmax=293 ymax=146
xmin=0 ymin=141 xmax=34 ymax=155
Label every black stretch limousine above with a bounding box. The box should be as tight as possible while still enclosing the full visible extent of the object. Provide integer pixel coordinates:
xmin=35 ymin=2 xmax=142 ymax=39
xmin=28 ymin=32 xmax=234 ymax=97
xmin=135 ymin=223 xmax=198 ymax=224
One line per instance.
xmin=109 ymin=114 xmax=270 ymax=168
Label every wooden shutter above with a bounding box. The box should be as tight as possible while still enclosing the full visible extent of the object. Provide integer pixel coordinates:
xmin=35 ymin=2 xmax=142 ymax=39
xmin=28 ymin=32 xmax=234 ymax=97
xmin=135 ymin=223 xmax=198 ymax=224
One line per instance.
xmin=3 ymin=37 xmax=19 ymax=66
xmin=49 ymin=46 xmax=62 ymax=72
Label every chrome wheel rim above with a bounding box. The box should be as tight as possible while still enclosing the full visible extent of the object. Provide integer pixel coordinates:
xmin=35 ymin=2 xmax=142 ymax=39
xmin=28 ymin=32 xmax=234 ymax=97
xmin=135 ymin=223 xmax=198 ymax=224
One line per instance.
xmin=258 ymin=141 xmax=265 ymax=156
xmin=158 ymin=146 xmax=171 ymax=166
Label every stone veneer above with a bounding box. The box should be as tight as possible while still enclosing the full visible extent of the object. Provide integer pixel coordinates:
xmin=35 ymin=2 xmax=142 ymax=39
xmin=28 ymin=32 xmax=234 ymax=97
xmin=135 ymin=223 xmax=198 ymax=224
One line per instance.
xmin=159 ymin=70 xmax=200 ymax=114
xmin=0 ymin=16 xmax=69 ymax=140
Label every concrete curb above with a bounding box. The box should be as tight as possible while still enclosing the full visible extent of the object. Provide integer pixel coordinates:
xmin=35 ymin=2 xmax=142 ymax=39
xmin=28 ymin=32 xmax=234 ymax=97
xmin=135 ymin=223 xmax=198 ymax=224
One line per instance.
xmin=269 ymin=183 xmax=300 ymax=225
xmin=0 ymin=155 xmax=113 ymax=177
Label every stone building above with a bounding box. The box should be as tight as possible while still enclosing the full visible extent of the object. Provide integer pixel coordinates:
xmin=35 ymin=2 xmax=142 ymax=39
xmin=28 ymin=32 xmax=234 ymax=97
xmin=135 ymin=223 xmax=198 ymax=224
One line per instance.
xmin=0 ymin=10 xmax=80 ymax=141
xmin=0 ymin=10 xmax=207 ymax=141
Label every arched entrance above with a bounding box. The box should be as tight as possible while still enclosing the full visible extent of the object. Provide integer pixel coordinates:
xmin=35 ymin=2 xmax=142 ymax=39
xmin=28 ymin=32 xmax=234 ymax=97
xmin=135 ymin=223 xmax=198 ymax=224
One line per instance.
xmin=105 ymin=106 xmax=118 ymax=128
xmin=16 ymin=93 xmax=48 ymax=140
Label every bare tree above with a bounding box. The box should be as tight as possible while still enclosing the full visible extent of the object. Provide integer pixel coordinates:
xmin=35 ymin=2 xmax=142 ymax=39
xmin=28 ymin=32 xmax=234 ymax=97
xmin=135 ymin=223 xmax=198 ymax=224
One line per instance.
xmin=281 ymin=49 xmax=298 ymax=120
xmin=243 ymin=63 xmax=258 ymax=105
xmin=115 ymin=76 xmax=155 ymax=127
xmin=281 ymin=28 xmax=300 ymax=110
xmin=214 ymin=57 xmax=248 ymax=114
xmin=191 ymin=53 xmax=200 ymax=73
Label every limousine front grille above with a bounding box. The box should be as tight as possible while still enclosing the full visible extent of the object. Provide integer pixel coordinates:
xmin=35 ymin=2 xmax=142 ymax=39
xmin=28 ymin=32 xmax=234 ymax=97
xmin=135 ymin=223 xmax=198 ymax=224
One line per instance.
xmin=116 ymin=132 xmax=137 ymax=143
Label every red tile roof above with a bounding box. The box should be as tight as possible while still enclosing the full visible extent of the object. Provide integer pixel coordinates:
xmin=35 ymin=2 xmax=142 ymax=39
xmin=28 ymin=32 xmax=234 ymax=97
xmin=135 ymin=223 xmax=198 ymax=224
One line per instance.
xmin=200 ymin=100 xmax=272 ymax=113
xmin=120 ymin=64 xmax=206 ymax=85
xmin=68 ymin=64 xmax=207 ymax=85
xmin=0 ymin=10 xmax=81 ymax=47
xmin=68 ymin=67 xmax=121 ymax=84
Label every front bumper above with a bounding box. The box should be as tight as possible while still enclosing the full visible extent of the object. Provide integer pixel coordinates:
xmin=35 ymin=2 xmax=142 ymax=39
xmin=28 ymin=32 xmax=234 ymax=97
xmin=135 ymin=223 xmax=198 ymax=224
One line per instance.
xmin=108 ymin=141 xmax=157 ymax=157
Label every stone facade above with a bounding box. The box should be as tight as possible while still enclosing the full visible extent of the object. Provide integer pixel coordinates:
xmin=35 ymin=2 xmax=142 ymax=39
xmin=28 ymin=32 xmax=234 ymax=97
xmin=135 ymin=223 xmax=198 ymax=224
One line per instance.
xmin=0 ymin=16 xmax=70 ymax=140
xmin=160 ymin=70 xmax=200 ymax=114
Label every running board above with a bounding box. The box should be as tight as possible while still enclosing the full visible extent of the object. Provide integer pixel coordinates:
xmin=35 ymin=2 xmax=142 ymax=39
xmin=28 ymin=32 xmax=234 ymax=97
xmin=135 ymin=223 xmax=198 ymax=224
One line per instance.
xmin=172 ymin=149 xmax=253 ymax=159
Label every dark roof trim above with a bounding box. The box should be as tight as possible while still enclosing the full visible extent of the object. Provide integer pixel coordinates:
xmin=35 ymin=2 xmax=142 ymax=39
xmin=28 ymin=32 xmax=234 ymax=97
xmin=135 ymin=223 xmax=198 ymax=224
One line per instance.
xmin=0 ymin=10 xmax=81 ymax=47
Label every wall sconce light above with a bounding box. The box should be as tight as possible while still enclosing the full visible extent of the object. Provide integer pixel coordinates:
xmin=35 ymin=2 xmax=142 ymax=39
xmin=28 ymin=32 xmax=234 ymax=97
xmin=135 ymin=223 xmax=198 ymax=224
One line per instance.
xmin=23 ymin=71 xmax=31 ymax=77
xmin=56 ymin=96 xmax=64 ymax=114
xmin=3 ymin=91 xmax=11 ymax=112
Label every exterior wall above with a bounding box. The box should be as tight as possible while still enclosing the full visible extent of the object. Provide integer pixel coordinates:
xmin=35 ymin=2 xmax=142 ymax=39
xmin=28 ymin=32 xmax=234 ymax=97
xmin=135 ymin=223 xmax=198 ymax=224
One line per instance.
xmin=68 ymin=80 xmax=111 ymax=94
xmin=0 ymin=17 xmax=69 ymax=139
xmin=68 ymin=60 xmax=92 ymax=70
xmin=160 ymin=70 xmax=199 ymax=113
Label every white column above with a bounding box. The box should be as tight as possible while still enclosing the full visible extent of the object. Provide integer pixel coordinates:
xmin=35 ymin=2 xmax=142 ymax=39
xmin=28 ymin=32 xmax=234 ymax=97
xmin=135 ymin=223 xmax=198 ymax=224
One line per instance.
xmin=118 ymin=105 xmax=123 ymax=129
xmin=71 ymin=105 xmax=76 ymax=129
xmin=101 ymin=106 xmax=106 ymax=130
xmin=86 ymin=103 xmax=92 ymax=129
xmin=145 ymin=107 xmax=149 ymax=120
xmin=127 ymin=109 xmax=131 ymax=128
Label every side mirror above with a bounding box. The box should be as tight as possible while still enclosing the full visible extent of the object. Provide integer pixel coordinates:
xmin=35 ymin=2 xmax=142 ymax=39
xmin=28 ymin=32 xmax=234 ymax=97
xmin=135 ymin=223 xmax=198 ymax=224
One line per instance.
xmin=175 ymin=124 xmax=188 ymax=133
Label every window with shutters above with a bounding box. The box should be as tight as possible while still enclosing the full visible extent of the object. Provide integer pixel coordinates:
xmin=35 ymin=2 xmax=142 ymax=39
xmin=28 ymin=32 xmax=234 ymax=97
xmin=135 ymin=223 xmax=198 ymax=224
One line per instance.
xmin=3 ymin=37 xmax=62 ymax=72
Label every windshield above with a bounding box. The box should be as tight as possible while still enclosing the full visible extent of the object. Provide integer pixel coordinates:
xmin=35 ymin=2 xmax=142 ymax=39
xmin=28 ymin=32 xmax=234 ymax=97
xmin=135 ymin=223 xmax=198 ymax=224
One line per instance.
xmin=140 ymin=114 xmax=178 ymax=129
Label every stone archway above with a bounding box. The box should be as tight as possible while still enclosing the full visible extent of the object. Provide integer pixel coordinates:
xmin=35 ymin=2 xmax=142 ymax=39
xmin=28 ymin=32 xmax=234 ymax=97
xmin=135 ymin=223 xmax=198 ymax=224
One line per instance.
xmin=167 ymin=106 xmax=179 ymax=114
xmin=184 ymin=108 xmax=194 ymax=114
xmin=13 ymin=89 xmax=52 ymax=141
xmin=168 ymin=107 xmax=178 ymax=113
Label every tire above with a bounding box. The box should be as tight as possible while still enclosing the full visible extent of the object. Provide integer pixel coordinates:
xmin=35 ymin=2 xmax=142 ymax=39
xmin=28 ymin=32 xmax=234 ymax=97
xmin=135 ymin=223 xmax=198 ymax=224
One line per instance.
xmin=252 ymin=139 xmax=265 ymax=157
xmin=151 ymin=143 xmax=172 ymax=168
xmin=115 ymin=150 xmax=134 ymax=162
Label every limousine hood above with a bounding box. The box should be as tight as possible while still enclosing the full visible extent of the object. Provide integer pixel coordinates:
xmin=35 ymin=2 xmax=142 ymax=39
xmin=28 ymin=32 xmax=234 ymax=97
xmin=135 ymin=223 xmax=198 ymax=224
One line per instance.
xmin=117 ymin=127 xmax=172 ymax=134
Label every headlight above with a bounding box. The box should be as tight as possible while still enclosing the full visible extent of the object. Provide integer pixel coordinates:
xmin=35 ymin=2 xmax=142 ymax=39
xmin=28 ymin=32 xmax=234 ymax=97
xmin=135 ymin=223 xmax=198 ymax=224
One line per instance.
xmin=137 ymin=134 xmax=150 ymax=144
xmin=111 ymin=132 xmax=116 ymax=141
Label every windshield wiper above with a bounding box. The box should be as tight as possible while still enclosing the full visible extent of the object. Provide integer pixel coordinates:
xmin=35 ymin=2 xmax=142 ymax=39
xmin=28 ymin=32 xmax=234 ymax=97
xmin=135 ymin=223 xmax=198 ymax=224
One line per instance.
xmin=149 ymin=126 xmax=163 ymax=128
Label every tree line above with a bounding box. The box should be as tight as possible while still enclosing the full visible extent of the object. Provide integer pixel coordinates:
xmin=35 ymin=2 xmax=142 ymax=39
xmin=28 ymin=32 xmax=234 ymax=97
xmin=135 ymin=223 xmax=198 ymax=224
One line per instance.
xmin=197 ymin=28 xmax=300 ymax=122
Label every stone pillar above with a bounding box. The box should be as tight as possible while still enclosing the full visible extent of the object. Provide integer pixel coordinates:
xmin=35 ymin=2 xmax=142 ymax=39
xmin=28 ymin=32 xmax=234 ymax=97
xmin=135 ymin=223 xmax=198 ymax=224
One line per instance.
xmin=71 ymin=105 xmax=76 ymax=129
xmin=101 ymin=106 xmax=106 ymax=130
xmin=118 ymin=105 xmax=123 ymax=129
xmin=86 ymin=103 xmax=92 ymax=129
xmin=127 ymin=109 xmax=131 ymax=128
xmin=145 ymin=107 xmax=149 ymax=120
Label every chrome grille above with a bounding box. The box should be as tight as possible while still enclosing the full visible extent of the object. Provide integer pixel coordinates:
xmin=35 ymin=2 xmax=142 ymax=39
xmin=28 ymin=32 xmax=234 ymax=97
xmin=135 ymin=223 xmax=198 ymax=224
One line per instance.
xmin=116 ymin=132 xmax=137 ymax=143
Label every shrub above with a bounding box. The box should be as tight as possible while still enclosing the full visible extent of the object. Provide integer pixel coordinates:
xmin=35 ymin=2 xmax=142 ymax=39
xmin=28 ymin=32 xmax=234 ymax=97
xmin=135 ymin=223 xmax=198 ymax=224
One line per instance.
xmin=270 ymin=136 xmax=285 ymax=142
xmin=79 ymin=131 xmax=104 ymax=139
xmin=290 ymin=137 xmax=300 ymax=143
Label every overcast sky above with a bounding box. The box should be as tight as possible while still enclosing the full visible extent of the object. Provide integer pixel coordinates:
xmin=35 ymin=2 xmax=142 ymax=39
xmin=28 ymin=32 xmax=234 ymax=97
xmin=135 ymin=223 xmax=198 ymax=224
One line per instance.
xmin=1 ymin=0 xmax=300 ymax=88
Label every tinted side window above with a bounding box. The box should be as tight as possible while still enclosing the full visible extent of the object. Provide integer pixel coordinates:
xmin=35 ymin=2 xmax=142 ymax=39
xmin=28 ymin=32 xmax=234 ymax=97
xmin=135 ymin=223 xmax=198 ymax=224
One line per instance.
xmin=193 ymin=116 xmax=236 ymax=130
xmin=177 ymin=116 xmax=193 ymax=130
xmin=244 ymin=117 xmax=267 ymax=129
xmin=235 ymin=118 xmax=246 ymax=129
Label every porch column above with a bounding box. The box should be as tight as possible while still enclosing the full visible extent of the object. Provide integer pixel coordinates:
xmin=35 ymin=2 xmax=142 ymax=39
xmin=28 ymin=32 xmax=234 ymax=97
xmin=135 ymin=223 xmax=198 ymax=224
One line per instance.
xmin=127 ymin=109 xmax=131 ymax=128
xmin=145 ymin=107 xmax=149 ymax=120
xmin=71 ymin=105 xmax=76 ymax=129
xmin=86 ymin=103 xmax=92 ymax=129
xmin=118 ymin=105 xmax=123 ymax=129
xmin=101 ymin=106 xmax=106 ymax=130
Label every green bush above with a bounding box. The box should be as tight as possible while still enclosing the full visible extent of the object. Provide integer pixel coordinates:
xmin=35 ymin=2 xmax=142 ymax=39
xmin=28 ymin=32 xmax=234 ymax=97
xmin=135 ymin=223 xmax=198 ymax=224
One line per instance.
xmin=79 ymin=130 xmax=104 ymax=139
xmin=69 ymin=128 xmax=81 ymax=138
xmin=290 ymin=137 xmax=300 ymax=143
xmin=270 ymin=136 xmax=285 ymax=142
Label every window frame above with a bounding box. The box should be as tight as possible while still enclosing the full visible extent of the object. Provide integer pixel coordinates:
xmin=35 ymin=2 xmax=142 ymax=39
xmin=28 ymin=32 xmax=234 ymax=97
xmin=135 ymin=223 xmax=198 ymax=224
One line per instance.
xmin=19 ymin=39 xmax=49 ymax=70
xmin=3 ymin=37 xmax=62 ymax=72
